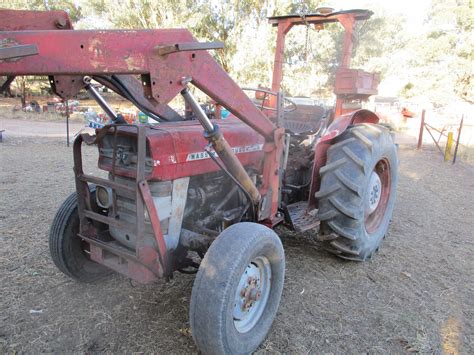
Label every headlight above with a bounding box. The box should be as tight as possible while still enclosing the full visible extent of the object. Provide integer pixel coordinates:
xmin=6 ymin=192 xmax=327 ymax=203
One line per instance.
xmin=96 ymin=185 xmax=113 ymax=209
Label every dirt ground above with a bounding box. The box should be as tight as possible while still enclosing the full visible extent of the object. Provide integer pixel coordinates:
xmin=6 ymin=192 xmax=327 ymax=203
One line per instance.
xmin=0 ymin=127 xmax=473 ymax=353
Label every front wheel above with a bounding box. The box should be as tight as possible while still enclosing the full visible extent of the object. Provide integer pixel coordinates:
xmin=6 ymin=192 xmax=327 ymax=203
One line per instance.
xmin=190 ymin=222 xmax=285 ymax=354
xmin=49 ymin=186 xmax=108 ymax=282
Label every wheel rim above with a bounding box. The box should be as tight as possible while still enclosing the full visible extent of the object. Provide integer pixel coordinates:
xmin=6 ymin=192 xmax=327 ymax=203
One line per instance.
xmin=233 ymin=256 xmax=271 ymax=333
xmin=365 ymin=158 xmax=391 ymax=234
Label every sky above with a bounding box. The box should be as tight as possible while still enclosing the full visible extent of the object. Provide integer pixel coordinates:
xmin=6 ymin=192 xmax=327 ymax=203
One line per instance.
xmin=329 ymin=0 xmax=432 ymax=30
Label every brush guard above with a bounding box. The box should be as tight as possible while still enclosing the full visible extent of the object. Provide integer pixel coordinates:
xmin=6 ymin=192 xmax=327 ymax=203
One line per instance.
xmin=73 ymin=124 xmax=171 ymax=283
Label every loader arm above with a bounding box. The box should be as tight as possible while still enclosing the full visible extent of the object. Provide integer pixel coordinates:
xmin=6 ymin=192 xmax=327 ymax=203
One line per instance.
xmin=0 ymin=9 xmax=186 ymax=122
xmin=0 ymin=28 xmax=276 ymax=140
xmin=0 ymin=10 xmax=284 ymax=222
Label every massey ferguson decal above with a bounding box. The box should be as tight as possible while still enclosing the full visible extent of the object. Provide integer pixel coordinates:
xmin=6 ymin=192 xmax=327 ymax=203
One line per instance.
xmin=186 ymin=144 xmax=264 ymax=162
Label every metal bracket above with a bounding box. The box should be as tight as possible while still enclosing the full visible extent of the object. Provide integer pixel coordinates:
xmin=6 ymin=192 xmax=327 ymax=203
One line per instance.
xmin=0 ymin=44 xmax=38 ymax=60
xmin=276 ymin=91 xmax=285 ymax=127
xmin=155 ymin=41 xmax=224 ymax=56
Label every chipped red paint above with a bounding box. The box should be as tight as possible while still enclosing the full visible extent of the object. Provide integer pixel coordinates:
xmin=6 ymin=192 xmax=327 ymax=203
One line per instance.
xmin=97 ymin=118 xmax=265 ymax=181
xmin=0 ymin=28 xmax=276 ymax=140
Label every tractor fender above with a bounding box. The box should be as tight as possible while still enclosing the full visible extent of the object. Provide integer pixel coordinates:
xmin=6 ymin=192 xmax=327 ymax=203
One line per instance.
xmin=323 ymin=109 xmax=379 ymax=141
xmin=308 ymin=109 xmax=380 ymax=206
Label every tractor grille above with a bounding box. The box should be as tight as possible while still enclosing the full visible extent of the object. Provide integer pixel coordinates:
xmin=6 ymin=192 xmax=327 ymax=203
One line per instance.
xmin=108 ymin=175 xmax=172 ymax=250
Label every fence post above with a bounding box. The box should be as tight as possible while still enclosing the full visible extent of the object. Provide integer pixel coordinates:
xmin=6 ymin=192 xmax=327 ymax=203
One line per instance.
xmin=452 ymin=115 xmax=464 ymax=164
xmin=444 ymin=132 xmax=453 ymax=161
xmin=417 ymin=109 xmax=425 ymax=149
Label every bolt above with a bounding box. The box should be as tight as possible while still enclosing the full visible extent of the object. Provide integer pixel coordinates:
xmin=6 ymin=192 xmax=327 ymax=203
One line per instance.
xmin=249 ymin=288 xmax=261 ymax=301
xmin=55 ymin=18 xmax=67 ymax=29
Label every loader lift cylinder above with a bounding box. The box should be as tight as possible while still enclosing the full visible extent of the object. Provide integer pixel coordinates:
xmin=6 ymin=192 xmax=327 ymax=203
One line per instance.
xmin=83 ymin=76 xmax=123 ymax=123
xmin=181 ymin=86 xmax=261 ymax=206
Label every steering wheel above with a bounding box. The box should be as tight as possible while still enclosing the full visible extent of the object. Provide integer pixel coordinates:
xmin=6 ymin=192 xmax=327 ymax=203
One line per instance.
xmin=241 ymin=87 xmax=297 ymax=113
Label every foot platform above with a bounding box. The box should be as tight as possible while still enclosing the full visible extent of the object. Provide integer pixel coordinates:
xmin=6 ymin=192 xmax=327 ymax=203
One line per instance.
xmin=285 ymin=201 xmax=320 ymax=232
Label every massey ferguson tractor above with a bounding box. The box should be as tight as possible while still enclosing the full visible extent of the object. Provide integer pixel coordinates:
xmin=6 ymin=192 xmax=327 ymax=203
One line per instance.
xmin=0 ymin=8 xmax=398 ymax=354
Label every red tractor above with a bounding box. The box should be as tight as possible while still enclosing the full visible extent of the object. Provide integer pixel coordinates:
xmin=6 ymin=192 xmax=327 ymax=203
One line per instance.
xmin=0 ymin=8 xmax=397 ymax=353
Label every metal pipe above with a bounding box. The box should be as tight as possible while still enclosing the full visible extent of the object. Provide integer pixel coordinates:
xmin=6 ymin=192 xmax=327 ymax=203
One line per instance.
xmin=180 ymin=87 xmax=214 ymax=132
xmin=65 ymin=99 xmax=69 ymax=147
xmin=83 ymin=76 xmax=117 ymax=120
xmin=417 ymin=109 xmax=425 ymax=150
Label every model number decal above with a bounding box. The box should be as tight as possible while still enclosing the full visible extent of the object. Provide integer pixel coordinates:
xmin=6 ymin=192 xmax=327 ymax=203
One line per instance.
xmin=186 ymin=144 xmax=263 ymax=162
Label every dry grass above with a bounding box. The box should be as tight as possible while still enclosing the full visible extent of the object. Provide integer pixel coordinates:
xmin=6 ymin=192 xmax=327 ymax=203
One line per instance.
xmin=0 ymin=135 xmax=473 ymax=353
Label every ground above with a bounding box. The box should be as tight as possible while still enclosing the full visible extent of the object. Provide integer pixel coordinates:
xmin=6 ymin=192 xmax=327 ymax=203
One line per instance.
xmin=0 ymin=122 xmax=473 ymax=354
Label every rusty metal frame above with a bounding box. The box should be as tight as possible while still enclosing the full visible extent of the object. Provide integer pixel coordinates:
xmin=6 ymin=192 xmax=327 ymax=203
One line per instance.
xmin=0 ymin=9 xmax=285 ymax=225
xmin=0 ymin=29 xmax=276 ymax=139
xmin=268 ymin=10 xmax=374 ymax=115
xmin=417 ymin=111 xmax=467 ymax=164
xmin=268 ymin=10 xmax=373 ymax=92
xmin=0 ymin=9 xmax=292 ymax=283
xmin=73 ymin=125 xmax=169 ymax=281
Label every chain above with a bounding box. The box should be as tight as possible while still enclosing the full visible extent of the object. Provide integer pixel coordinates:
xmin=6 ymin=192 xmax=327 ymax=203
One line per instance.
xmin=300 ymin=13 xmax=311 ymax=61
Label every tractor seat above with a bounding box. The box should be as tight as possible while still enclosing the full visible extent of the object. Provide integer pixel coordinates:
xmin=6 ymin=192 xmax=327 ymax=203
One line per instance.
xmin=283 ymin=102 xmax=328 ymax=135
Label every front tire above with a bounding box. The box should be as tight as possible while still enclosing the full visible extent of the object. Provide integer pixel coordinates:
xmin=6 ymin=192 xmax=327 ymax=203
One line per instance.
xmin=190 ymin=222 xmax=285 ymax=354
xmin=49 ymin=186 xmax=108 ymax=282
xmin=316 ymin=124 xmax=398 ymax=260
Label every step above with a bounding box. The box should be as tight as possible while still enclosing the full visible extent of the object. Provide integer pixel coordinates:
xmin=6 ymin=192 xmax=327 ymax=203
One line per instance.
xmin=285 ymin=201 xmax=320 ymax=233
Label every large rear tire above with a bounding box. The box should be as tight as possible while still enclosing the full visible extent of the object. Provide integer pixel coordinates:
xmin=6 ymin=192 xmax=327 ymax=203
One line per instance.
xmin=49 ymin=186 xmax=108 ymax=282
xmin=316 ymin=124 xmax=398 ymax=260
xmin=190 ymin=222 xmax=285 ymax=354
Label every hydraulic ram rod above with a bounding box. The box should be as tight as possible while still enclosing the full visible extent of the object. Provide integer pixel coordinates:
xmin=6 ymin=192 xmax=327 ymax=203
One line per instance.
xmin=181 ymin=85 xmax=261 ymax=205
xmin=83 ymin=77 xmax=117 ymax=120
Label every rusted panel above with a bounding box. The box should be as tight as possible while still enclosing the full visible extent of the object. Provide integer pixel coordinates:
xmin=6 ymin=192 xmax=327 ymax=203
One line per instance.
xmin=50 ymin=75 xmax=84 ymax=99
xmin=334 ymin=69 xmax=379 ymax=96
xmin=88 ymin=243 xmax=159 ymax=284
xmin=138 ymin=180 xmax=169 ymax=275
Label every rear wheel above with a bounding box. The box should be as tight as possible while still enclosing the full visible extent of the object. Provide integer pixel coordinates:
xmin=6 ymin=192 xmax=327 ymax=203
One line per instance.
xmin=316 ymin=124 xmax=398 ymax=260
xmin=49 ymin=185 xmax=108 ymax=281
xmin=190 ymin=222 xmax=285 ymax=354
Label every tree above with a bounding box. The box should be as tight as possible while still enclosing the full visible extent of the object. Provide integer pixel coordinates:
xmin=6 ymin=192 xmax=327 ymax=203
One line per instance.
xmin=396 ymin=0 xmax=473 ymax=105
xmin=82 ymin=0 xmax=188 ymax=29
xmin=1 ymin=0 xmax=82 ymax=22
xmin=14 ymin=76 xmax=30 ymax=107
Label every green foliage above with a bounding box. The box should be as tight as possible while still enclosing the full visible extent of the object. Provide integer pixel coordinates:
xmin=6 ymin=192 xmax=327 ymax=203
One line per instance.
xmin=2 ymin=0 xmax=82 ymax=21
xmin=190 ymin=0 xmax=269 ymax=72
xmin=1 ymin=0 xmax=472 ymax=106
